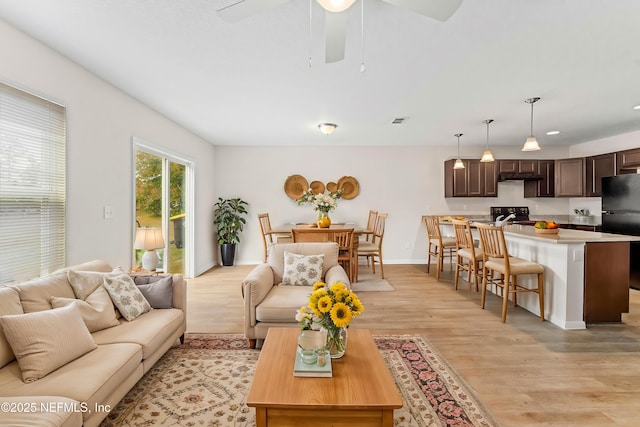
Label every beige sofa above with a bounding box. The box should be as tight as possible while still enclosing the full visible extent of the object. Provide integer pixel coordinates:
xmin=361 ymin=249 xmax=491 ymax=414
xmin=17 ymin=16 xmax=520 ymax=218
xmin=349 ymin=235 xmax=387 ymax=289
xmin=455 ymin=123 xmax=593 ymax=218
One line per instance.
xmin=241 ymin=242 xmax=350 ymax=348
xmin=0 ymin=260 xmax=187 ymax=427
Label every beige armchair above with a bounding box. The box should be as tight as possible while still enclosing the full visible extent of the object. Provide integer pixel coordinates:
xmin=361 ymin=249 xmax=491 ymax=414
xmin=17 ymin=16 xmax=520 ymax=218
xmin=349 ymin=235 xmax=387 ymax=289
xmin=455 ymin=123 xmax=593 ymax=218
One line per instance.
xmin=241 ymin=242 xmax=350 ymax=348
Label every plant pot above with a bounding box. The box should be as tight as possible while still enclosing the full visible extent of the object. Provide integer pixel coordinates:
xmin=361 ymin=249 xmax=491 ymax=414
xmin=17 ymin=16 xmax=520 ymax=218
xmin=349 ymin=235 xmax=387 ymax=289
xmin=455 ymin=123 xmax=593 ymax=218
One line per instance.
xmin=220 ymin=243 xmax=237 ymax=266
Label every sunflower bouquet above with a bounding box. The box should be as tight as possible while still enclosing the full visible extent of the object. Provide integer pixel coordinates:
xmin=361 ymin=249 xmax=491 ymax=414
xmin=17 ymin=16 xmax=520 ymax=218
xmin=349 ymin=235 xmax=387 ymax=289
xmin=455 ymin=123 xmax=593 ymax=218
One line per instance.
xmin=295 ymin=281 xmax=364 ymax=357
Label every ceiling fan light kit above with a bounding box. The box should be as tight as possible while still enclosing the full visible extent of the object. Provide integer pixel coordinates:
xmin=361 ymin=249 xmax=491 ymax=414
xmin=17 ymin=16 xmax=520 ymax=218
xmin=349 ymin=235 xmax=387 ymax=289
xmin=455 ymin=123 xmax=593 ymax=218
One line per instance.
xmin=522 ymin=97 xmax=542 ymax=151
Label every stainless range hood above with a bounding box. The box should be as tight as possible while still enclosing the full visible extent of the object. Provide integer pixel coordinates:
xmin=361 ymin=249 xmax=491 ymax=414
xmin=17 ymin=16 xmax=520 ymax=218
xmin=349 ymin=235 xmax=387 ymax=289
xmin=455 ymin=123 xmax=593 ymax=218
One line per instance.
xmin=498 ymin=172 xmax=543 ymax=182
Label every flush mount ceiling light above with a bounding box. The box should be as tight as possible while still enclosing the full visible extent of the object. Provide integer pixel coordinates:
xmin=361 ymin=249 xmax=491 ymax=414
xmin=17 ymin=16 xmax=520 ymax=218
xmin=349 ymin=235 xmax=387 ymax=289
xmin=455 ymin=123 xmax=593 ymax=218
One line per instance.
xmin=315 ymin=0 xmax=357 ymax=12
xmin=634 ymin=105 xmax=640 ymax=110
xmin=546 ymin=130 xmax=560 ymax=135
xmin=453 ymin=133 xmax=465 ymax=170
xmin=318 ymin=123 xmax=337 ymax=135
xmin=480 ymin=119 xmax=495 ymax=163
xmin=522 ymin=97 xmax=542 ymax=152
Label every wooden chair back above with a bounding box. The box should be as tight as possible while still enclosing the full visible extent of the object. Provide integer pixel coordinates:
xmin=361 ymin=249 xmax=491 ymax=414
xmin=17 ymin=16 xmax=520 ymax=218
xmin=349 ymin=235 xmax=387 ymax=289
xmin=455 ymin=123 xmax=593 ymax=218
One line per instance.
xmin=452 ymin=219 xmax=475 ymax=254
xmin=371 ymin=213 xmax=387 ymax=246
xmin=258 ymin=213 xmax=274 ymax=244
xmin=475 ymin=223 xmax=508 ymax=262
xmin=291 ymin=228 xmax=332 ymax=242
xmin=422 ymin=215 xmax=442 ymax=243
xmin=364 ymin=210 xmax=378 ymax=242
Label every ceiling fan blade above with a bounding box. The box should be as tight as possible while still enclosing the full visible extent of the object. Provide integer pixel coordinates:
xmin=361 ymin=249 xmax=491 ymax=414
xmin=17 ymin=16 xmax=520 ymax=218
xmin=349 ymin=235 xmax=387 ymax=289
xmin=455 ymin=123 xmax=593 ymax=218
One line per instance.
xmin=216 ymin=0 xmax=291 ymax=22
xmin=324 ymin=11 xmax=349 ymax=63
xmin=379 ymin=0 xmax=463 ymax=22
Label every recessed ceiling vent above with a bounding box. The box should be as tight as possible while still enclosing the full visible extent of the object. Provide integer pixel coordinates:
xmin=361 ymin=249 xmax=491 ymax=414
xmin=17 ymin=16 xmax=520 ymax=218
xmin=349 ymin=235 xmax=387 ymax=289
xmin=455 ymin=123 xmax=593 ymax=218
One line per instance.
xmin=391 ymin=117 xmax=408 ymax=125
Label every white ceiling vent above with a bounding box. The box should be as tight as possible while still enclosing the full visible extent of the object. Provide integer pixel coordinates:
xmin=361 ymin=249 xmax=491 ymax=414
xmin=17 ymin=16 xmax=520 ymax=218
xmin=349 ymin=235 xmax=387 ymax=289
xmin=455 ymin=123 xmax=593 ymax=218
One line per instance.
xmin=391 ymin=117 xmax=409 ymax=125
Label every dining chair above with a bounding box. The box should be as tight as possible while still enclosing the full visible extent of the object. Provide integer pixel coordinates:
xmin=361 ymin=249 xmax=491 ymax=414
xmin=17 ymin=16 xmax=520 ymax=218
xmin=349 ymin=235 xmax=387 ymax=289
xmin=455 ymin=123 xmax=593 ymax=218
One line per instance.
xmin=258 ymin=213 xmax=292 ymax=262
xmin=451 ymin=219 xmax=482 ymax=291
xmin=361 ymin=210 xmax=378 ymax=243
xmin=422 ymin=215 xmax=456 ymax=281
xmin=358 ymin=213 xmax=387 ymax=279
xmin=475 ymin=223 xmax=545 ymax=322
xmin=332 ymin=229 xmax=355 ymax=282
xmin=291 ymin=228 xmax=332 ymax=242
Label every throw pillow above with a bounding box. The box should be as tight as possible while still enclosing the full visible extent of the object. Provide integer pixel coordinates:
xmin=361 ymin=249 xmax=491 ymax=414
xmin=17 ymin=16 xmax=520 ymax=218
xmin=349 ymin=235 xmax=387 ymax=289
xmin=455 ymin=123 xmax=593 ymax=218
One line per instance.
xmin=102 ymin=274 xmax=152 ymax=321
xmin=50 ymin=286 xmax=119 ymax=332
xmin=67 ymin=269 xmax=120 ymax=300
xmin=281 ymin=251 xmax=324 ymax=286
xmin=0 ymin=287 xmax=23 ymax=368
xmin=0 ymin=304 xmax=97 ymax=383
xmin=132 ymin=275 xmax=173 ymax=309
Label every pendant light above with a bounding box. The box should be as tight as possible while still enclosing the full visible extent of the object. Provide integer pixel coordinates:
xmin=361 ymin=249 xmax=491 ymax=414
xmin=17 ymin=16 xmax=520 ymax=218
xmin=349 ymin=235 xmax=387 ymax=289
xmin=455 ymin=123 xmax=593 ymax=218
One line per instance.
xmin=316 ymin=0 xmax=357 ymax=12
xmin=480 ymin=119 xmax=495 ymax=162
xmin=453 ymin=133 xmax=465 ymax=170
xmin=522 ymin=97 xmax=541 ymax=151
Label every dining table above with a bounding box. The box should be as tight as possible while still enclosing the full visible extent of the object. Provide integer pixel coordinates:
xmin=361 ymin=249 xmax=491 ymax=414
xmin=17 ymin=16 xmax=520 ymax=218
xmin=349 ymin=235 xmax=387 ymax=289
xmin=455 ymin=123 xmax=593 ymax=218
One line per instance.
xmin=270 ymin=223 xmax=371 ymax=283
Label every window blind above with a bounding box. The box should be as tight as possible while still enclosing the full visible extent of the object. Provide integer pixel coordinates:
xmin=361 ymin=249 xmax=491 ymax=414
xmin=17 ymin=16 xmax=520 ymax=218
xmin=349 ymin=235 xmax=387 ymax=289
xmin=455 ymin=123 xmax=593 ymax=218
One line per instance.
xmin=0 ymin=83 xmax=66 ymax=284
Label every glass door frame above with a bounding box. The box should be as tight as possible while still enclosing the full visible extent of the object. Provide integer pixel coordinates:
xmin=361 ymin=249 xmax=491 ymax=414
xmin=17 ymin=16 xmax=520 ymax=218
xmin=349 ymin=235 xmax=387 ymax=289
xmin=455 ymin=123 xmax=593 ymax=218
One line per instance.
xmin=132 ymin=137 xmax=195 ymax=278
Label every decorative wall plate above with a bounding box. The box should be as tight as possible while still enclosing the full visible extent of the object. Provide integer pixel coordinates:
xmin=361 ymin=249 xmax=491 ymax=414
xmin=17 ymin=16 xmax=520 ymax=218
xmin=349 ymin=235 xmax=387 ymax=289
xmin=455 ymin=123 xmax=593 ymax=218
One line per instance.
xmin=284 ymin=175 xmax=308 ymax=199
xmin=310 ymin=181 xmax=325 ymax=194
xmin=337 ymin=176 xmax=359 ymax=199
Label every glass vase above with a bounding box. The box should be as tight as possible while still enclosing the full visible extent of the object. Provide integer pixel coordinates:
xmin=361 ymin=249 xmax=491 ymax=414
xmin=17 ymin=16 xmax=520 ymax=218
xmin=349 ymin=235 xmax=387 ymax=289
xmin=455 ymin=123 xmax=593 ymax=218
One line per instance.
xmin=325 ymin=327 xmax=347 ymax=359
xmin=317 ymin=211 xmax=331 ymax=228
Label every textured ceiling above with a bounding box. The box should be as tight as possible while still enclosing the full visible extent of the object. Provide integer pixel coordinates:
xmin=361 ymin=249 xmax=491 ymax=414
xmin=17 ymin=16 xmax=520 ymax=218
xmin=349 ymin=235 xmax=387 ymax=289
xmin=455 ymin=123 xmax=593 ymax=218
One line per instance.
xmin=0 ymin=0 xmax=639 ymax=148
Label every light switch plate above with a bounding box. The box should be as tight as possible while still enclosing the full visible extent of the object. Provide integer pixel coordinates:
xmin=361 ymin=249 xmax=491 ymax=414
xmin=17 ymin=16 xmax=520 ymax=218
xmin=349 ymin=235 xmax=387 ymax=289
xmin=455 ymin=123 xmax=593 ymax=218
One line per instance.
xmin=104 ymin=205 xmax=114 ymax=219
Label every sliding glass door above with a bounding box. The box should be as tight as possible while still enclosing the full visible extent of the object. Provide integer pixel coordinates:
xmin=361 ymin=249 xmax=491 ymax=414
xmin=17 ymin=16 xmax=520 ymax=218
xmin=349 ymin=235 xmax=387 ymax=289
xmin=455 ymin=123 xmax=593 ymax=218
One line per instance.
xmin=134 ymin=139 xmax=193 ymax=276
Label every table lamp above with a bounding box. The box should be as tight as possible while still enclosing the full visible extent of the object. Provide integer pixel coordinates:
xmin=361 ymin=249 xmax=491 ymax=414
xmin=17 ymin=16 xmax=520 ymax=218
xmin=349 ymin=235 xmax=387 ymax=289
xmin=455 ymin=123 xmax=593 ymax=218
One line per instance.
xmin=134 ymin=227 xmax=165 ymax=271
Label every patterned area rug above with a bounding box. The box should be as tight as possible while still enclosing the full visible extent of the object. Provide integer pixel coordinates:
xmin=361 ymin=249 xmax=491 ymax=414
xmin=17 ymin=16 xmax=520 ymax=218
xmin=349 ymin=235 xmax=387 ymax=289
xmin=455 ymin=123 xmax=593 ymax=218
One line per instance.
xmin=100 ymin=334 xmax=497 ymax=427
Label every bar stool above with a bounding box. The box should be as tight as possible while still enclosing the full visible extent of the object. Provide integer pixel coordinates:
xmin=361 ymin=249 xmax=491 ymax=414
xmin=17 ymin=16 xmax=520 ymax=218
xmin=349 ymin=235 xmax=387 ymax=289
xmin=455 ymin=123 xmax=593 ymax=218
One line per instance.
xmin=422 ymin=215 xmax=456 ymax=281
xmin=475 ymin=223 xmax=545 ymax=322
xmin=452 ymin=219 xmax=482 ymax=291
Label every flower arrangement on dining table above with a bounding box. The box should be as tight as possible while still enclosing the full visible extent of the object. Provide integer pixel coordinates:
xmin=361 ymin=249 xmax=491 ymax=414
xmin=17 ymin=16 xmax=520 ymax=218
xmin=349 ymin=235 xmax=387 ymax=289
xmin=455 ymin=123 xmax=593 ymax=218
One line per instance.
xmin=296 ymin=188 xmax=343 ymax=214
xmin=295 ymin=281 xmax=364 ymax=357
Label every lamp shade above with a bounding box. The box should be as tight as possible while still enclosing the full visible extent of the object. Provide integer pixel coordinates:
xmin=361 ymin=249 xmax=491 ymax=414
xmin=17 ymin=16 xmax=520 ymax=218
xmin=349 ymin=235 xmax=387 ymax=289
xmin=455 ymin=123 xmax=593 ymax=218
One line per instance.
xmin=480 ymin=150 xmax=495 ymax=162
xmin=522 ymin=136 xmax=541 ymax=151
xmin=134 ymin=227 xmax=165 ymax=250
xmin=315 ymin=0 xmax=357 ymax=12
xmin=453 ymin=158 xmax=465 ymax=169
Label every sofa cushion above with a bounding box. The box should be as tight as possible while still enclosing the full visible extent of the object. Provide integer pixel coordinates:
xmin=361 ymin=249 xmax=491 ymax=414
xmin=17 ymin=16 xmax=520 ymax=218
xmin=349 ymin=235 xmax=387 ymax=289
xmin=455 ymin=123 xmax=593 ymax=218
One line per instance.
xmin=133 ymin=275 xmax=173 ymax=309
xmin=102 ymin=274 xmax=152 ymax=321
xmin=256 ymin=285 xmax=313 ymax=323
xmin=0 ymin=287 xmax=23 ymax=368
xmin=0 ymin=342 xmax=142 ymax=422
xmin=0 ymin=304 xmax=97 ymax=383
xmin=50 ymin=285 xmax=119 ymax=332
xmin=0 ymin=396 xmax=83 ymax=427
xmin=91 ymin=308 xmax=184 ymax=360
xmin=281 ymin=251 xmax=324 ymax=286
xmin=14 ymin=271 xmax=76 ymax=313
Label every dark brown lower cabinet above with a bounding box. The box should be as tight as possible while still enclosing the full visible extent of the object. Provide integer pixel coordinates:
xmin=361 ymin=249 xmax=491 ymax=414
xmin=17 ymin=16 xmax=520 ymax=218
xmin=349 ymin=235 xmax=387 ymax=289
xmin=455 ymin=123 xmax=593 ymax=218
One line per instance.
xmin=583 ymin=242 xmax=630 ymax=323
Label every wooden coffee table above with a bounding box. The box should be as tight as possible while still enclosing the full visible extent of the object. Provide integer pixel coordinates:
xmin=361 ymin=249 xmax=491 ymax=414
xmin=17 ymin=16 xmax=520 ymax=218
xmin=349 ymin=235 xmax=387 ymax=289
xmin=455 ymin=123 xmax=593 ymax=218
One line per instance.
xmin=247 ymin=327 xmax=402 ymax=427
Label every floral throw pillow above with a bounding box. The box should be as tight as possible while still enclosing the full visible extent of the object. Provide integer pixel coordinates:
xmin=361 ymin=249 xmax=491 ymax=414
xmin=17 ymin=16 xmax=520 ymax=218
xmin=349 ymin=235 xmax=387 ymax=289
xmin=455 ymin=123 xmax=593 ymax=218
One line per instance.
xmin=281 ymin=251 xmax=324 ymax=286
xmin=102 ymin=274 xmax=152 ymax=321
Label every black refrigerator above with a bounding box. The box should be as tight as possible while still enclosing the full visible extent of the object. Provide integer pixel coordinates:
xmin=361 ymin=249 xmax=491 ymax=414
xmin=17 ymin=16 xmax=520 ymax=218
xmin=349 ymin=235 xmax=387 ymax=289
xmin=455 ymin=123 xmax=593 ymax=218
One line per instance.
xmin=602 ymin=174 xmax=640 ymax=289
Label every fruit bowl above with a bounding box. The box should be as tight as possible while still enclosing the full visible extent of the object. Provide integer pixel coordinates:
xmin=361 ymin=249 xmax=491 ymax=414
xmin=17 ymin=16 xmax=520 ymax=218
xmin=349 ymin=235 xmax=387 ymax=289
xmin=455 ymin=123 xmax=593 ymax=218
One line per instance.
xmin=534 ymin=228 xmax=559 ymax=234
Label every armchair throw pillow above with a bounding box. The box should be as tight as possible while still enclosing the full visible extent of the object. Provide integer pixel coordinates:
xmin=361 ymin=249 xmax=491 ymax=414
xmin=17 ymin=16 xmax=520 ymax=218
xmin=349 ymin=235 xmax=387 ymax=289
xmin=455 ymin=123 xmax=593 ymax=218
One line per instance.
xmin=281 ymin=251 xmax=324 ymax=286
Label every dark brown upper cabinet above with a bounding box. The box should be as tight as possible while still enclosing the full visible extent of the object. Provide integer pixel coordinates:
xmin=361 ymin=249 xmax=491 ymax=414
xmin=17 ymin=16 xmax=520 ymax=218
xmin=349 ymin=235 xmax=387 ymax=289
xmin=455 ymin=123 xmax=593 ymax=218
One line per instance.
xmin=586 ymin=153 xmax=616 ymax=197
xmin=555 ymin=158 xmax=585 ymax=197
xmin=616 ymin=148 xmax=640 ymax=174
xmin=524 ymin=160 xmax=555 ymax=197
xmin=444 ymin=159 xmax=497 ymax=197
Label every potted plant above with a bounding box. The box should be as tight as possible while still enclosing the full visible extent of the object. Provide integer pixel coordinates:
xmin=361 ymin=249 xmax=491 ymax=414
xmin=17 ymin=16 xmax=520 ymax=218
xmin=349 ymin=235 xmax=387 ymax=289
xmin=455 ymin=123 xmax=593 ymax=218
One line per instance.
xmin=213 ymin=197 xmax=249 ymax=266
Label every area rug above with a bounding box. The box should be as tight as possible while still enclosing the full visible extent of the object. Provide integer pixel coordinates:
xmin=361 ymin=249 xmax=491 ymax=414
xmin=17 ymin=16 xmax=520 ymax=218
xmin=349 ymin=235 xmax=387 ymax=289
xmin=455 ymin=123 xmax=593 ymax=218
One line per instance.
xmin=351 ymin=271 xmax=395 ymax=292
xmin=100 ymin=334 xmax=497 ymax=427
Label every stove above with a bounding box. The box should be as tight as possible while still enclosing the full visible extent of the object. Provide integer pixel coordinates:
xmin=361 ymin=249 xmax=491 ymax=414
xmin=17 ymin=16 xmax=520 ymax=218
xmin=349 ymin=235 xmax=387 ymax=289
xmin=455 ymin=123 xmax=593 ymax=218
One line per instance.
xmin=490 ymin=206 xmax=530 ymax=223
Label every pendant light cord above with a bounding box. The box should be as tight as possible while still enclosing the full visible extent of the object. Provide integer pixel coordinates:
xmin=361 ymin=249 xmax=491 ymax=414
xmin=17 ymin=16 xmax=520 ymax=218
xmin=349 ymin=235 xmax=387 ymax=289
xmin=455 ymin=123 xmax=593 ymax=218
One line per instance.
xmin=530 ymin=101 xmax=534 ymax=137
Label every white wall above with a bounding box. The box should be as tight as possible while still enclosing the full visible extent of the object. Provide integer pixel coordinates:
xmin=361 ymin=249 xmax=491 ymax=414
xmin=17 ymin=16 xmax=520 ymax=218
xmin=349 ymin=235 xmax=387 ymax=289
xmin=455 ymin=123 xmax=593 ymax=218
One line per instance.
xmin=0 ymin=19 xmax=217 ymax=275
xmin=214 ymin=144 xmax=576 ymax=265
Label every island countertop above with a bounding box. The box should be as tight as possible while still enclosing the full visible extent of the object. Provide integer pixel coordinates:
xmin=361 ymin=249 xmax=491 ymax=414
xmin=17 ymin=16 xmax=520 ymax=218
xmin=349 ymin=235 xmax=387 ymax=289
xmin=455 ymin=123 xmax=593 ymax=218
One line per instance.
xmin=494 ymin=224 xmax=640 ymax=244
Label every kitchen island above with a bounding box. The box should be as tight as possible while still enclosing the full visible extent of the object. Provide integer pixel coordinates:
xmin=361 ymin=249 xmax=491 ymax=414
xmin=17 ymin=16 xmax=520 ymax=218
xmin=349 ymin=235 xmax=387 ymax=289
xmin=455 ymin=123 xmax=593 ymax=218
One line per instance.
xmin=441 ymin=223 xmax=640 ymax=330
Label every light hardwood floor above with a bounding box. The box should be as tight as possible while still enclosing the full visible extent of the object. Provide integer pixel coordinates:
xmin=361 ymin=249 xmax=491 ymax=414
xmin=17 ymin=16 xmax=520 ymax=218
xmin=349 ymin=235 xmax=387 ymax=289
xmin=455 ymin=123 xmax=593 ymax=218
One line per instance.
xmin=186 ymin=263 xmax=640 ymax=427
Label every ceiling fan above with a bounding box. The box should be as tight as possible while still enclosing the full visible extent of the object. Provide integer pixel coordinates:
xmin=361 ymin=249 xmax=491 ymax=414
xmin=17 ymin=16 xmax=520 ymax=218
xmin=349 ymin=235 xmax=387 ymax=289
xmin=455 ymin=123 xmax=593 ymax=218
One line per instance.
xmin=216 ymin=0 xmax=463 ymax=64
